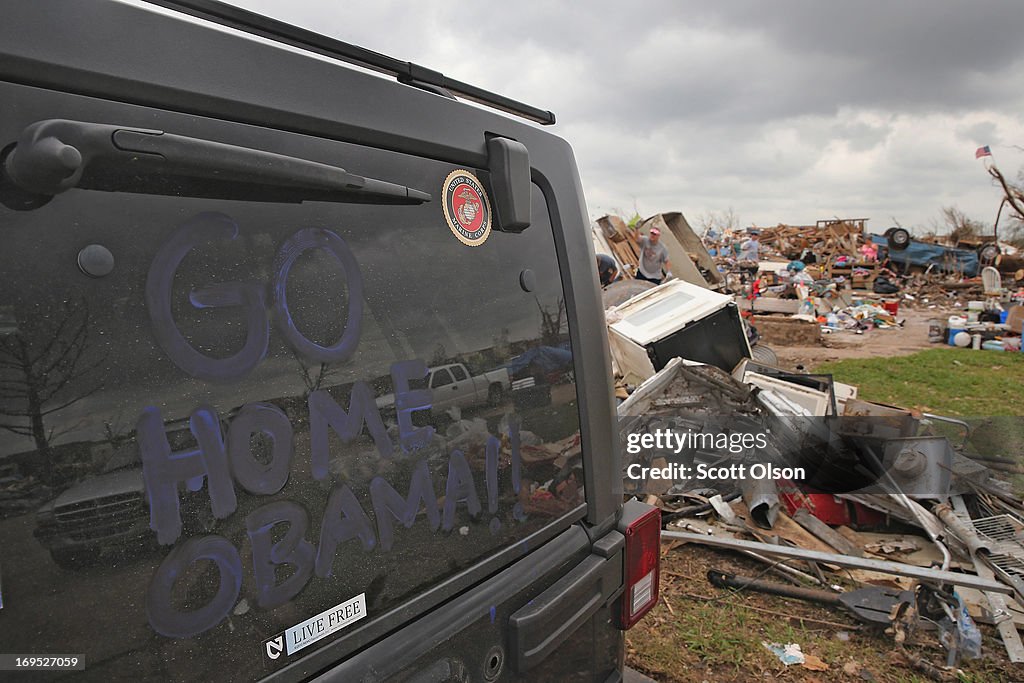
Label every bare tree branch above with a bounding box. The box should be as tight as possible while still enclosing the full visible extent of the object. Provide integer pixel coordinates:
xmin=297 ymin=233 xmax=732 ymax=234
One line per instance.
xmin=0 ymin=343 xmax=29 ymax=369
xmin=0 ymin=406 xmax=34 ymax=417
xmin=290 ymin=346 xmax=342 ymax=397
xmin=40 ymin=318 xmax=89 ymax=378
xmin=990 ymin=166 xmax=1024 ymax=222
xmin=38 ymin=354 xmax=105 ymax=404
xmin=48 ymin=418 xmax=86 ymax=444
xmin=39 ymin=384 xmax=101 ymax=417
xmin=0 ymin=384 xmax=31 ymax=398
xmin=0 ymin=422 xmax=34 ymax=436
xmin=26 ymin=303 xmax=76 ymax=368
xmin=0 ymin=298 xmax=105 ymax=477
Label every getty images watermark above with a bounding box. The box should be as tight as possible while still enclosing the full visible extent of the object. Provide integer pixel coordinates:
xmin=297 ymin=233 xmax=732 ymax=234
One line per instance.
xmin=623 ymin=427 xmax=806 ymax=483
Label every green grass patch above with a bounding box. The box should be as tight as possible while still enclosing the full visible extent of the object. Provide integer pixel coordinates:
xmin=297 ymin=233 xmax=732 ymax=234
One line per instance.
xmin=629 ymin=547 xmax=1021 ymax=682
xmin=815 ymin=348 xmax=1024 ymax=417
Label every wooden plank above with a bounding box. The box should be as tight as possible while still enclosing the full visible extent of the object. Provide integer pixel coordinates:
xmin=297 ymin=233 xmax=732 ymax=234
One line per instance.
xmin=735 ymin=297 xmax=801 ymax=314
xmin=792 ymin=509 xmax=864 ymax=557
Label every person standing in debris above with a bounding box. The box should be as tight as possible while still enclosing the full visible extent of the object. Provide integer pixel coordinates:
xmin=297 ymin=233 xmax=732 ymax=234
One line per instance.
xmin=636 ymin=227 xmax=671 ymax=284
xmin=740 ymin=233 xmax=760 ymax=262
xmin=596 ymin=253 xmax=620 ymax=287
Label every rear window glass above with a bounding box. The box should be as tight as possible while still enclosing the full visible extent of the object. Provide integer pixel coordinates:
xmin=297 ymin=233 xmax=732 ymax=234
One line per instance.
xmin=0 ymin=94 xmax=583 ymax=680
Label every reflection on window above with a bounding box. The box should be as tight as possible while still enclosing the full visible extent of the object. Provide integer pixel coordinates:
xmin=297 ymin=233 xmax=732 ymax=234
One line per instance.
xmin=431 ymin=368 xmax=453 ymax=388
xmin=0 ymin=127 xmax=586 ymax=682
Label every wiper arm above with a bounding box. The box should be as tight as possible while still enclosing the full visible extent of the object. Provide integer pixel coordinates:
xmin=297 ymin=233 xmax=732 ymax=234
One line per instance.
xmin=0 ymin=119 xmax=431 ymax=210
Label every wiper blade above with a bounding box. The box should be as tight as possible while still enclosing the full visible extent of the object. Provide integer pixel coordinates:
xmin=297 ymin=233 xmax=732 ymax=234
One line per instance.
xmin=0 ymin=119 xmax=431 ymax=210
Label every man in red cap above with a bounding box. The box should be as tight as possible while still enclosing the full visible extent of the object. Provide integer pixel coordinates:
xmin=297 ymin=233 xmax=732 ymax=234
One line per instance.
xmin=636 ymin=226 xmax=671 ymax=284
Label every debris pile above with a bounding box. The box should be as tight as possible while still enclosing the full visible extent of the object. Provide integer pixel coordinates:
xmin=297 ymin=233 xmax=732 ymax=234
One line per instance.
xmin=596 ymin=214 xmax=642 ymax=276
xmin=592 ymin=211 xmax=1024 ymax=351
xmin=755 ymin=219 xmax=867 ymax=262
xmin=599 ymin=209 xmax=1024 ymax=677
xmin=620 ymin=357 xmax=1024 ymax=677
xmin=713 ymin=220 xmax=1021 ymax=349
xmin=595 ymin=212 xmax=723 ymax=290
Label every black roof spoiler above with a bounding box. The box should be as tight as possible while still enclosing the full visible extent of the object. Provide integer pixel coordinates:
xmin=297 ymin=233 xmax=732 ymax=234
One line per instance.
xmin=144 ymin=0 xmax=557 ymax=125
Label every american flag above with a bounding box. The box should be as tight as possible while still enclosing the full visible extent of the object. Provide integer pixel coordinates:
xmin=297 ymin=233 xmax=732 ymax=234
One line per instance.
xmin=975 ymin=145 xmax=992 ymax=159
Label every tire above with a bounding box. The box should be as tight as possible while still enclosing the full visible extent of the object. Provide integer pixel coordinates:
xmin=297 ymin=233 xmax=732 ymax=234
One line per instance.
xmin=978 ymin=243 xmax=1000 ymax=263
xmin=488 ymin=383 xmax=504 ymax=406
xmin=749 ymin=343 xmax=779 ymax=367
xmin=887 ymin=228 xmax=910 ymax=251
xmin=884 ymin=227 xmax=897 ymax=237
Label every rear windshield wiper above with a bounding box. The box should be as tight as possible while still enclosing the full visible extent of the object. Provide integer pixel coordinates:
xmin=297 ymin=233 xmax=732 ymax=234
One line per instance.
xmin=0 ymin=119 xmax=431 ymax=210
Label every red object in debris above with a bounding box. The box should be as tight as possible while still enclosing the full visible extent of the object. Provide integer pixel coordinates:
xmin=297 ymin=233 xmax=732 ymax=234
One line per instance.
xmin=748 ymin=279 xmax=761 ymax=300
xmin=882 ymin=300 xmax=899 ymax=315
xmin=778 ymin=484 xmax=887 ymax=528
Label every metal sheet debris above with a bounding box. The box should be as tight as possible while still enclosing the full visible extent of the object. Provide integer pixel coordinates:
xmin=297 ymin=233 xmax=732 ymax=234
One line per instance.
xmin=662 ymin=530 xmax=1014 ymax=595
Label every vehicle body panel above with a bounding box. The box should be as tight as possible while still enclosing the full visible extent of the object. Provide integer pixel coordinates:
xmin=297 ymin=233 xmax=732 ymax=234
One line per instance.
xmin=871 ymin=233 xmax=981 ymax=276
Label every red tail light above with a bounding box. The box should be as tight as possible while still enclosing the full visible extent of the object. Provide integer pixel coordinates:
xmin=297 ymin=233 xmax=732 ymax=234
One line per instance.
xmin=617 ymin=501 xmax=661 ymax=629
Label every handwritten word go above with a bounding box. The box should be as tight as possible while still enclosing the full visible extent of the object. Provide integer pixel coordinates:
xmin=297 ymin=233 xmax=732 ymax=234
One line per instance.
xmin=146 ymin=211 xmax=362 ymax=381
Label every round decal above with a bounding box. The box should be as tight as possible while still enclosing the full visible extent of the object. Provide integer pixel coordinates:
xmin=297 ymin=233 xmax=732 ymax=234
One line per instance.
xmin=442 ymin=170 xmax=492 ymax=247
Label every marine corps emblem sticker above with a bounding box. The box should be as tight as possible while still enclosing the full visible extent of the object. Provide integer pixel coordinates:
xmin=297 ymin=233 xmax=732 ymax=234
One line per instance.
xmin=443 ymin=170 xmax=492 ymax=246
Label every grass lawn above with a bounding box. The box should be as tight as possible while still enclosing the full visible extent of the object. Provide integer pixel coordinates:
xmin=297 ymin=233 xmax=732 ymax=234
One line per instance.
xmin=815 ymin=347 xmax=1024 ymax=417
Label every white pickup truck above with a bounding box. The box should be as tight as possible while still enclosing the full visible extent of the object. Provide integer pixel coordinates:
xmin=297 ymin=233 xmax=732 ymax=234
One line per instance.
xmin=377 ymin=363 xmax=512 ymax=416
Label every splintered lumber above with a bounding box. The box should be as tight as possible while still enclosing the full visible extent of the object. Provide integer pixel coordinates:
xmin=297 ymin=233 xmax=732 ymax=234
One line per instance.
xmin=597 ymin=214 xmax=641 ymax=270
xmin=596 ymin=215 xmax=628 ymax=242
xmin=611 ymin=239 xmax=638 ymax=270
xmin=758 ymin=221 xmax=866 ymax=261
xmin=662 ymin=530 xmax=1014 ymax=594
xmin=791 ymin=509 xmax=864 ymax=557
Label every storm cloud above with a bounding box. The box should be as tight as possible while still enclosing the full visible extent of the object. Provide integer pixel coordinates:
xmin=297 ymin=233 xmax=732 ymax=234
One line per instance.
xmin=229 ymin=0 xmax=1024 ymax=233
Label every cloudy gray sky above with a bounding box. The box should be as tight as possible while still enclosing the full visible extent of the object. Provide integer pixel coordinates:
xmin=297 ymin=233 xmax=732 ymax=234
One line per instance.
xmin=228 ymin=0 xmax=1024 ymax=235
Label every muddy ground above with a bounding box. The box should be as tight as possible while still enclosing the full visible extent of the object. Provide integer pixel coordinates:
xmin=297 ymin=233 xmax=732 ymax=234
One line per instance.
xmin=769 ymin=304 xmax=947 ymax=371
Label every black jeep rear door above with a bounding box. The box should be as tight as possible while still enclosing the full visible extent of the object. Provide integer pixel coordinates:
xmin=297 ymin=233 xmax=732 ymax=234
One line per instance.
xmin=0 ymin=81 xmax=610 ymax=680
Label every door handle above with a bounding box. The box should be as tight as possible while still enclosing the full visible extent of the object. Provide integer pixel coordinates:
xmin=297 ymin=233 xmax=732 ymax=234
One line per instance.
xmin=1 ymin=119 xmax=431 ymax=209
